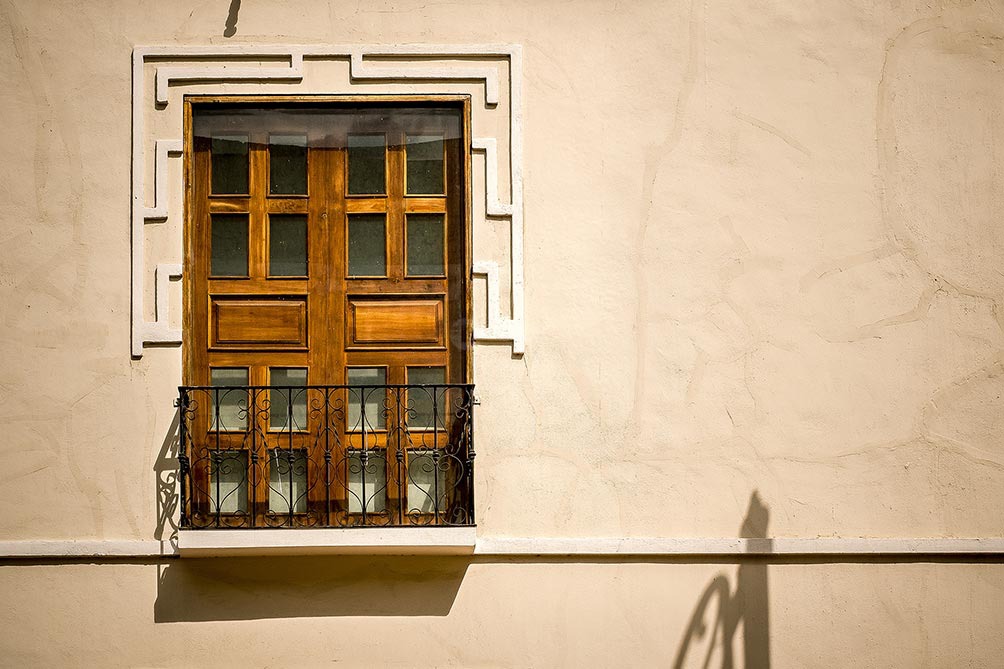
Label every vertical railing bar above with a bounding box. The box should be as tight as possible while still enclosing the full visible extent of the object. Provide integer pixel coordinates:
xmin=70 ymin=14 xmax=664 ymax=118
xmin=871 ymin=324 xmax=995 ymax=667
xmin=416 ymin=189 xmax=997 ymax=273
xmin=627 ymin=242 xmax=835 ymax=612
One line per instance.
xmin=324 ymin=388 xmax=331 ymax=527
xmin=249 ymin=387 xmax=256 ymax=528
xmin=396 ymin=386 xmax=404 ymax=524
xmin=286 ymin=387 xmax=294 ymax=525
xmin=178 ymin=388 xmax=189 ymax=529
xmin=213 ymin=387 xmax=221 ymax=528
xmin=432 ymin=386 xmax=440 ymax=525
xmin=360 ymin=386 xmax=367 ymax=525
xmin=466 ymin=385 xmax=475 ymax=526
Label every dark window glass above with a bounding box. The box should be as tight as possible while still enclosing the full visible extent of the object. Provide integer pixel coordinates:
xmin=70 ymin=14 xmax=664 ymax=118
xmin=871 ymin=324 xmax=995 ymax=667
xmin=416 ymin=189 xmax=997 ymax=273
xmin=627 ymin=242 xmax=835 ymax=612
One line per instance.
xmin=211 ymin=214 xmax=248 ymax=276
xmin=211 ymin=135 xmax=249 ymax=194
xmin=269 ymin=134 xmax=307 ymax=195
xmin=406 ymin=135 xmax=444 ymax=194
xmin=407 ymin=214 xmax=445 ymax=276
xmin=407 ymin=367 xmax=446 ymax=428
xmin=269 ymin=214 xmax=308 ymax=276
xmin=347 ymin=214 xmax=386 ymax=276
xmin=347 ymin=134 xmax=386 ymax=195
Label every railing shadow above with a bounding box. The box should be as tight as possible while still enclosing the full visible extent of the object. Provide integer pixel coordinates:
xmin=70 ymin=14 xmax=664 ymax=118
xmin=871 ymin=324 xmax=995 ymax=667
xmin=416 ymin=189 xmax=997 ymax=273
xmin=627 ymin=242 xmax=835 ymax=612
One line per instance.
xmin=153 ymin=407 xmax=180 ymax=550
xmin=672 ymin=491 xmax=771 ymax=669
xmin=154 ymin=555 xmax=470 ymax=622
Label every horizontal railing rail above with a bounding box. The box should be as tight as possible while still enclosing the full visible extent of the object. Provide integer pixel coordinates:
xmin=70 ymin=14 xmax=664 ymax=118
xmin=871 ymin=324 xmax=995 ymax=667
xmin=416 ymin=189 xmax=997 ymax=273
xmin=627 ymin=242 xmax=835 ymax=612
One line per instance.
xmin=177 ymin=384 xmax=475 ymax=529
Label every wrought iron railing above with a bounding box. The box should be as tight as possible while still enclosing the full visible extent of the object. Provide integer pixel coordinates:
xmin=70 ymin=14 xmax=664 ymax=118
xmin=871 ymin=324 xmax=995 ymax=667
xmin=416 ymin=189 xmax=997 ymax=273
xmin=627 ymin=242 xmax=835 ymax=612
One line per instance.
xmin=177 ymin=384 xmax=475 ymax=529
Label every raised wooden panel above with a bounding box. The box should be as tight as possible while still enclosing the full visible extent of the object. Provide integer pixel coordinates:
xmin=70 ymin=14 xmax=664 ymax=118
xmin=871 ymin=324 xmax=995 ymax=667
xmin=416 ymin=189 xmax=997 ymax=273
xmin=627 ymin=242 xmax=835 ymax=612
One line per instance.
xmin=211 ymin=296 xmax=308 ymax=349
xmin=347 ymin=295 xmax=445 ymax=349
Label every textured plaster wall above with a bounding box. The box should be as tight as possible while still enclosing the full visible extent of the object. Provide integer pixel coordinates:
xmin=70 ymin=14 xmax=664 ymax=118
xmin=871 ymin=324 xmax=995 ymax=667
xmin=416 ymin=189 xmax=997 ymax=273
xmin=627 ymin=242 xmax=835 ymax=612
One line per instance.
xmin=0 ymin=559 xmax=1003 ymax=668
xmin=2 ymin=0 xmax=1004 ymax=664
xmin=2 ymin=0 xmax=1004 ymax=540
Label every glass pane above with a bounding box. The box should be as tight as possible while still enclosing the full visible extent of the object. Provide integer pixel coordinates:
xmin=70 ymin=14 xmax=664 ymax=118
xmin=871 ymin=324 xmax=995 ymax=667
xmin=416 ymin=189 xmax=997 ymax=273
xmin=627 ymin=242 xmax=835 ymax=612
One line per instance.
xmin=269 ymin=368 xmax=308 ymax=430
xmin=347 ymin=367 xmax=386 ymax=430
xmin=211 ymin=134 xmax=249 ymax=195
xmin=269 ymin=134 xmax=307 ymax=195
xmin=211 ymin=214 xmax=248 ymax=277
xmin=269 ymin=449 xmax=307 ymax=514
xmin=407 ymin=214 xmax=445 ymax=276
xmin=348 ymin=451 xmax=387 ymax=514
xmin=408 ymin=367 xmax=446 ymax=429
xmin=407 ymin=449 xmax=449 ymax=514
xmin=210 ymin=368 xmax=248 ymax=431
xmin=406 ymin=135 xmax=444 ymax=194
xmin=347 ymin=214 xmax=386 ymax=276
xmin=212 ymin=450 xmax=248 ymax=514
xmin=347 ymin=134 xmax=386 ymax=195
xmin=269 ymin=214 xmax=307 ymax=277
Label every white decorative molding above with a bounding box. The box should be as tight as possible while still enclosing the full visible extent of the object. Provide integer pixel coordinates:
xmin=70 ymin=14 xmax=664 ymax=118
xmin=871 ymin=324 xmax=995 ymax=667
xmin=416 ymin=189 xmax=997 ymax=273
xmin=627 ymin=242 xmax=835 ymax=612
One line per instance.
xmin=4 ymin=537 xmax=1004 ymax=560
xmin=131 ymin=44 xmax=525 ymax=357
xmin=472 ymin=537 xmax=1004 ymax=556
xmin=178 ymin=527 xmax=477 ymax=557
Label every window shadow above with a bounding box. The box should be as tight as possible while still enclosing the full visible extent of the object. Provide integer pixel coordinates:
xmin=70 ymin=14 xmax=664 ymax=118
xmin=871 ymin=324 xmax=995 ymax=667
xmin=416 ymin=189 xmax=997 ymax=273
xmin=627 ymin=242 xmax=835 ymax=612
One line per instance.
xmin=154 ymin=554 xmax=470 ymax=622
xmin=672 ymin=491 xmax=771 ymax=668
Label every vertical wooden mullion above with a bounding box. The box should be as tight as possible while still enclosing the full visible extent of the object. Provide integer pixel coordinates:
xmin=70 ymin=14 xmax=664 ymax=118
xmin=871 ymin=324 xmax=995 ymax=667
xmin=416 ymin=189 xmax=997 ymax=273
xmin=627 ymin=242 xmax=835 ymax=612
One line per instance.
xmin=329 ymin=119 xmax=349 ymax=523
xmin=248 ymin=131 xmax=269 ymax=523
xmin=387 ymin=126 xmax=406 ymax=282
xmin=249 ymin=131 xmax=268 ymax=282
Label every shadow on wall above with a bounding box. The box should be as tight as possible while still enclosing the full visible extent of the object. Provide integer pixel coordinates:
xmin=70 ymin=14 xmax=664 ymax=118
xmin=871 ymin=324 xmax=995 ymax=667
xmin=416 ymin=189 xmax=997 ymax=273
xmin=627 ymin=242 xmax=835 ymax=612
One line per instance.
xmin=154 ymin=408 xmax=180 ymax=548
xmin=155 ymin=555 xmax=470 ymax=622
xmin=152 ymin=409 xmax=468 ymax=623
xmin=672 ymin=491 xmax=771 ymax=669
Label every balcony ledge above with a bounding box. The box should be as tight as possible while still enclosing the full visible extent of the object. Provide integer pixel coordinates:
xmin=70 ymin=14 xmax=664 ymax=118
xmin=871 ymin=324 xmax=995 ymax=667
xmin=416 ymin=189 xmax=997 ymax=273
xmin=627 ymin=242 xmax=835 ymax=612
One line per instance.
xmin=177 ymin=527 xmax=477 ymax=557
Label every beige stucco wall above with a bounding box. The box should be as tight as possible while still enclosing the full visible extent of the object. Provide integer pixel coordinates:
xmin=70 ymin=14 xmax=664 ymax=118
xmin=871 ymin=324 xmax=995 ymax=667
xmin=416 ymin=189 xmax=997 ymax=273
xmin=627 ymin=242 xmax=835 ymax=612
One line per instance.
xmin=1 ymin=559 xmax=1003 ymax=668
xmin=2 ymin=0 xmax=1004 ymax=665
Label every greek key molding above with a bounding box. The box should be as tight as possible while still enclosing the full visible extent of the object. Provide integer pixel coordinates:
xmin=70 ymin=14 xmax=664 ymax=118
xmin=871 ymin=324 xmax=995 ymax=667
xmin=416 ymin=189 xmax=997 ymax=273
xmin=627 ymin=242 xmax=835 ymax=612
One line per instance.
xmin=131 ymin=44 xmax=525 ymax=357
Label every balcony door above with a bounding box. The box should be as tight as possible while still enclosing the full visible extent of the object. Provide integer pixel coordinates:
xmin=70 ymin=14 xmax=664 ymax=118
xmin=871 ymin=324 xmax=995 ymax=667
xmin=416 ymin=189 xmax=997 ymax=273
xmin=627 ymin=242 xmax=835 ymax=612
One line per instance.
xmin=182 ymin=98 xmax=471 ymax=527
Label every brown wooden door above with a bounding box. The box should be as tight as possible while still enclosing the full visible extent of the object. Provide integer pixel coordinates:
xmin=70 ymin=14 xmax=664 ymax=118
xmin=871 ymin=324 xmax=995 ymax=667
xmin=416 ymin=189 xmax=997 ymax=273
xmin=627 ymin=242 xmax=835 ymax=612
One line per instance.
xmin=184 ymin=99 xmax=469 ymax=527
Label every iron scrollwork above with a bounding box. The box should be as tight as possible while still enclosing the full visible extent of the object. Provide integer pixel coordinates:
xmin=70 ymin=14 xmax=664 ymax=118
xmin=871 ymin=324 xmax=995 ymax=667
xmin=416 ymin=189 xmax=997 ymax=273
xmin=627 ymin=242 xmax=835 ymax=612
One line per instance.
xmin=177 ymin=383 xmax=475 ymax=529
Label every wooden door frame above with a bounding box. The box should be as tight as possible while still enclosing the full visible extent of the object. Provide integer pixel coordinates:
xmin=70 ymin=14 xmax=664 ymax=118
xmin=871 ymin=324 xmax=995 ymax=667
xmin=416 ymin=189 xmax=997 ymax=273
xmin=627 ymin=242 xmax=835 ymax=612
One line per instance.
xmin=181 ymin=94 xmax=474 ymax=386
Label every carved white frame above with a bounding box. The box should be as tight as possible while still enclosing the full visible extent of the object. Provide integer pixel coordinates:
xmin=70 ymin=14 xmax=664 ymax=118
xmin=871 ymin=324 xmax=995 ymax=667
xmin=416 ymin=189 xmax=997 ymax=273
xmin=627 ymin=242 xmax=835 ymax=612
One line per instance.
xmin=131 ymin=44 xmax=525 ymax=357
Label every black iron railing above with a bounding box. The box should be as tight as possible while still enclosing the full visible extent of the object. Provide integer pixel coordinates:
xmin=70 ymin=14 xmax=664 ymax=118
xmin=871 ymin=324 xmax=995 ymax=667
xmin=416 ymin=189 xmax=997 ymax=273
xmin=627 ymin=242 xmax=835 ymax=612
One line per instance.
xmin=177 ymin=384 xmax=475 ymax=529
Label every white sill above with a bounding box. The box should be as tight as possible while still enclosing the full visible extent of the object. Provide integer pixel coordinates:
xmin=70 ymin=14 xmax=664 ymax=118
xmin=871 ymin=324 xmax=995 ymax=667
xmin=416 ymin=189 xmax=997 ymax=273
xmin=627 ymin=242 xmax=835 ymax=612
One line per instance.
xmin=177 ymin=527 xmax=476 ymax=557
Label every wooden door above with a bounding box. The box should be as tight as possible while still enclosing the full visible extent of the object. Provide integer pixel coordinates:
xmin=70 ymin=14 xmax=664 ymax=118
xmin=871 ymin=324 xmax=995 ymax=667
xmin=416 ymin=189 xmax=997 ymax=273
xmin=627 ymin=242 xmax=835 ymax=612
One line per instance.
xmin=184 ymin=99 xmax=470 ymax=528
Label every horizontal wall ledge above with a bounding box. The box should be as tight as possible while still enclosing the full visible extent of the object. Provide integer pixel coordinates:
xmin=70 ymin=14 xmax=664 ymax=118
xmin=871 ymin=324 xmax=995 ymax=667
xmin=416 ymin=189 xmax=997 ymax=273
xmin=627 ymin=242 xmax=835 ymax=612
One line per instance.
xmin=2 ymin=536 xmax=1004 ymax=560
xmin=0 ymin=539 xmax=175 ymax=559
xmin=473 ymin=537 xmax=1004 ymax=556
xmin=178 ymin=527 xmax=477 ymax=557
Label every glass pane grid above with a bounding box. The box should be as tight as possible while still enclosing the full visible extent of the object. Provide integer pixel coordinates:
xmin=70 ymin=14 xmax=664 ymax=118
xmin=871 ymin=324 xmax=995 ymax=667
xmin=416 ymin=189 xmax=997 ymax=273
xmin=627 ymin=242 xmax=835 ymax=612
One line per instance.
xmin=210 ymin=368 xmax=249 ymax=431
xmin=347 ymin=451 xmax=387 ymax=514
xmin=407 ymin=449 xmax=448 ymax=515
xmin=347 ymin=368 xmax=387 ymax=430
xmin=347 ymin=134 xmax=386 ymax=195
xmin=268 ymin=214 xmax=308 ymax=277
xmin=210 ymin=214 xmax=249 ymax=277
xmin=347 ymin=214 xmax=386 ymax=277
xmin=407 ymin=367 xmax=446 ymax=429
xmin=269 ymin=448 xmax=308 ymax=514
xmin=211 ymin=134 xmax=249 ymax=195
xmin=406 ymin=214 xmax=445 ymax=276
xmin=269 ymin=134 xmax=307 ymax=195
xmin=406 ymin=134 xmax=445 ymax=195
xmin=211 ymin=449 xmax=248 ymax=514
xmin=269 ymin=368 xmax=308 ymax=430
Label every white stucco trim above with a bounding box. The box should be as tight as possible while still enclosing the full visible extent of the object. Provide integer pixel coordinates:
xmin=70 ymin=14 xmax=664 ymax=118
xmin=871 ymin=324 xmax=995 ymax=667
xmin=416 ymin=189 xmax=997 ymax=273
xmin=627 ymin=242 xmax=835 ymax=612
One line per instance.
xmin=131 ymin=44 xmax=526 ymax=357
xmin=473 ymin=537 xmax=1004 ymax=556
xmin=3 ymin=537 xmax=1004 ymax=559
xmin=178 ymin=527 xmax=477 ymax=557
xmin=0 ymin=540 xmax=176 ymax=558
